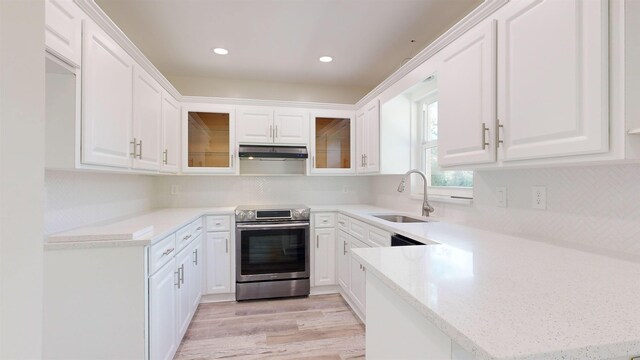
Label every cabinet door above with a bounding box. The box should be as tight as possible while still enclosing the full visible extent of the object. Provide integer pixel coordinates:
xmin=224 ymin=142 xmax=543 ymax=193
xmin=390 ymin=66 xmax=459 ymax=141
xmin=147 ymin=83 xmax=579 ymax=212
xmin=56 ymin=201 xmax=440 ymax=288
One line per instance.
xmin=175 ymin=248 xmax=192 ymax=339
xmin=82 ymin=21 xmax=134 ymax=168
xmin=497 ymin=0 xmax=608 ymax=161
xmin=183 ymin=104 xmax=236 ymax=174
xmin=45 ymin=0 xmax=83 ymax=67
xmin=274 ymin=110 xmax=309 ymax=144
xmin=349 ymin=237 xmax=368 ymax=314
xmin=356 ymin=109 xmax=367 ymax=173
xmin=439 ymin=20 xmax=497 ymax=167
xmin=364 ymin=101 xmax=380 ymax=173
xmin=160 ymin=92 xmax=180 ymax=173
xmin=337 ymin=230 xmax=350 ymax=291
xmin=310 ymin=111 xmax=356 ymax=174
xmin=237 ymin=107 xmax=274 ymax=144
xmin=205 ymin=232 xmax=232 ymax=294
xmin=189 ymin=237 xmax=203 ymax=310
xmin=132 ymin=67 xmax=162 ymax=171
xmin=313 ymin=228 xmax=336 ymax=287
xmin=149 ymin=258 xmax=177 ymax=360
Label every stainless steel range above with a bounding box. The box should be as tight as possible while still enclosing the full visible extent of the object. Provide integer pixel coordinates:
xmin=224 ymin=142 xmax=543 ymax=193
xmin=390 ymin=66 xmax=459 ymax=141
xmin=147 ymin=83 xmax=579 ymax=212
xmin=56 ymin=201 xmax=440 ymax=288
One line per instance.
xmin=235 ymin=205 xmax=310 ymax=301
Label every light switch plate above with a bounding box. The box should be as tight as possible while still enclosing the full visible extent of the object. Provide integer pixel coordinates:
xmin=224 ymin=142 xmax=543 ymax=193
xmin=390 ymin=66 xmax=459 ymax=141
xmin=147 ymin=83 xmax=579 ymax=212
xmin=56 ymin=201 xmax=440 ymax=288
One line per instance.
xmin=496 ymin=187 xmax=507 ymax=208
xmin=170 ymin=184 xmax=179 ymax=195
xmin=532 ymin=186 xmax=546 ymax=210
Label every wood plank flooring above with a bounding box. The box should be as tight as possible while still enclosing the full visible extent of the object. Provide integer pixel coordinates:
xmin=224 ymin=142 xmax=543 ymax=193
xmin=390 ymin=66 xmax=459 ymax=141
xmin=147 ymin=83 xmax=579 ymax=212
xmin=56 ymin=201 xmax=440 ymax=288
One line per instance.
xmin=174 ymin=294 xmax=365 ymax=360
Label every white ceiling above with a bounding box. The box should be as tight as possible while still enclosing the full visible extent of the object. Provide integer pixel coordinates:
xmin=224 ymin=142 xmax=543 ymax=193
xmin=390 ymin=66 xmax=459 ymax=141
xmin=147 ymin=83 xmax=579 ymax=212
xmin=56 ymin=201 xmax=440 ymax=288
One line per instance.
xmin=95 ymin=0 xmax=482 ymax=89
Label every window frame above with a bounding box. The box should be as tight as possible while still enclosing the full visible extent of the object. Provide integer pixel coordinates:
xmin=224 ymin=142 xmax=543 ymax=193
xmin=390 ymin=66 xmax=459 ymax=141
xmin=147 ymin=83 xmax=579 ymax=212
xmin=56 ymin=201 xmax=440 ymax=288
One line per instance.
xmin=411 ymin=90 xmax=473 ymax=202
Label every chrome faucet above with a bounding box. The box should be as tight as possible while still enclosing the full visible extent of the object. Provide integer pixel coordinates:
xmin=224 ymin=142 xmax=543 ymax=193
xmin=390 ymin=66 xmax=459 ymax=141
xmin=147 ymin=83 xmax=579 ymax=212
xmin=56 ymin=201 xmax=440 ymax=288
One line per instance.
xmin=397 ymin=169 xmax=435 ymax=217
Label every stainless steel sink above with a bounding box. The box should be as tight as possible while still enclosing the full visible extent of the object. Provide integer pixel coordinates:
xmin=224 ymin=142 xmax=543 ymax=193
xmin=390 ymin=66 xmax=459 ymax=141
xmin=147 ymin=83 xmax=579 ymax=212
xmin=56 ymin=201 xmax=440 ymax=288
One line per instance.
xmin=371 ymin=214 xmax=430 ymax=223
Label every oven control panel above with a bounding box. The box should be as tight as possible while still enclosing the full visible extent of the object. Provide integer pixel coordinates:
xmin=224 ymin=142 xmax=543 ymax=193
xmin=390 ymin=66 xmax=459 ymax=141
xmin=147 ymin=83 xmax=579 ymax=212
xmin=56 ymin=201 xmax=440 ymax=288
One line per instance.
xmin=235 ymin=206 xmax=309 ymax=222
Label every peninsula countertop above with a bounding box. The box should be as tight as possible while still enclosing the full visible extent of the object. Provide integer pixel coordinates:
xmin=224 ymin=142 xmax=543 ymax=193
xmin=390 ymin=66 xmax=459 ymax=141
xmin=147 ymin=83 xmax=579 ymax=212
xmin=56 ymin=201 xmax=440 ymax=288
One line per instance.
xmin=343 ymin=207 xmax=640 ymax=360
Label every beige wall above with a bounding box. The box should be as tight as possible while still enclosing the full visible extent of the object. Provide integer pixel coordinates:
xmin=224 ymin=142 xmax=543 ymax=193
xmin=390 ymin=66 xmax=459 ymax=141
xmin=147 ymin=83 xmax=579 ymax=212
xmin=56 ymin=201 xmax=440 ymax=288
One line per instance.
xmin=0 ymin=0 xmax=45 ymax=358
xmin=169 ymin=75 xmax=370 ymax=104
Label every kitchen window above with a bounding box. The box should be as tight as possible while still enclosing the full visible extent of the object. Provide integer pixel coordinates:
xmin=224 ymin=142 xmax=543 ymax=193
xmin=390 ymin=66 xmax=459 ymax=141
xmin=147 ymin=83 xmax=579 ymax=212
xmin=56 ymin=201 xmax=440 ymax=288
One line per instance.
xmin=414 ymin=91 xmax=473 ymax=201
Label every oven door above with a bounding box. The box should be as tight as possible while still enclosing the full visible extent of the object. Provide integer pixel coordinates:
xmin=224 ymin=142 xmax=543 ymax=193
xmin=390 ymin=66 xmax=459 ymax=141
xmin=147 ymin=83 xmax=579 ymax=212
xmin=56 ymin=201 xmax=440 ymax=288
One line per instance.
xmin=236 ymin=221 xmax=310 ymax=282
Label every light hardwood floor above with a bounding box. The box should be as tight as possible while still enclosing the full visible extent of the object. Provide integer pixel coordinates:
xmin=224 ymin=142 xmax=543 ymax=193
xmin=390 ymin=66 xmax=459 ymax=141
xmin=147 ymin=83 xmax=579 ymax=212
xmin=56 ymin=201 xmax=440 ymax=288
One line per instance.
xmin=174 ymin=294 xmax=366 ymax=360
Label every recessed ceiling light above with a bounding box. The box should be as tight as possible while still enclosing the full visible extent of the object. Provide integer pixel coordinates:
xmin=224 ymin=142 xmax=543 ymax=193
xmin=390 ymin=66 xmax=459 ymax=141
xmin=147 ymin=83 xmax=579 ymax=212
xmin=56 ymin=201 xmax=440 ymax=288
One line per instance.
xmin=212 ymin=48 xmax=229 ymax=55
xmin=319 ymin=56 xmax=333 ymax=63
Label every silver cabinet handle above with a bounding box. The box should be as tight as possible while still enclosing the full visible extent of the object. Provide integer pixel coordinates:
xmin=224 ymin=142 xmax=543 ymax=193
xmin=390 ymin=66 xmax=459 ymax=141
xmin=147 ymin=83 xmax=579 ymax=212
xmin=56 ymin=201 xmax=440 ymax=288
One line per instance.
xmin=338 ymin=221 xmax=346 ymax=226
xmin=215 ymin=222 xmax=221 ymax=226
xmin=162 ymin=247 xmax=174 ymax=257
xmin=225 ymin=238 xmax=229 ymax=253
xmin=230 ymin=154 xmax=234 ymax=167
xmin=364 ymin=154 xmax=368 ymax=167
xmin=196 ymin=226 xmax=203 ymax=231
xmin=275 ymin=125 xmax=278 ymax=138
xmin=183 ymin=234 xmax=192 ymax=241
xmin=174 ymin=270 xmax=180 ymax=288
xmin=193 ymin=248 xmax=198 ymax=265
xmin=130 ymin=138 xmax=137 ymax=158
xmin=136 ymin=140 xmax=143 ymax=159
xmin=343 ymin=241 xmax=347 ymax=255
xmin=481 ymin=122 xmax=490 ymax=150
xmin=179 ymin=264 xmax=185 ymax=285
xmin=497 ymin=121 xmax=504 ymax=147
xmin=316 ymin=234 xmax=319 ymax=248
xmin=313 ymin=156 xmax=316 ymax=168
xmin=163 ymin=149 xmax=168 ymax=165
xmin=360 ymin=154 xmax=364 ymax=167
xmin=270 ymin=125 xmax=273 ymax=139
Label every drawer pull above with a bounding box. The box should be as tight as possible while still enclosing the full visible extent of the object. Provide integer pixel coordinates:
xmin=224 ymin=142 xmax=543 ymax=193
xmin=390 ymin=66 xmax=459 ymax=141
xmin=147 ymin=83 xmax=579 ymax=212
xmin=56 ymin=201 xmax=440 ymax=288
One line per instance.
xmin=338 ymin=221 xmax=345 ymax=225
xmin=196 ymin=226 xmax=203 ymax=231
xmin=215 ymin=222 xmax=221 ymax=226
xmin=193 ymin=248 xmax=198 ymax=265
xmin=183 ymin=234 xmax=192 ymax=241
xmin=174 ymin=270 xmax=180 ymax=288
xmin=161 ymin=248 xmax=174 ymax=257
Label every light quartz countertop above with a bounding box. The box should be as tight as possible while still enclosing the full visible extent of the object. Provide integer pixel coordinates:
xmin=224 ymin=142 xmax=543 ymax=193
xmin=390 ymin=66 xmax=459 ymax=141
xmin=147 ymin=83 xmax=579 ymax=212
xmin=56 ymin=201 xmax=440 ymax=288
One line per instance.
xmin=45 ymin=207 xmax=235 ymax=249
xmin=335 ymin=206 xmax=640 ymax=360
xmin=44 ymin=204 xmax=640 ymax=360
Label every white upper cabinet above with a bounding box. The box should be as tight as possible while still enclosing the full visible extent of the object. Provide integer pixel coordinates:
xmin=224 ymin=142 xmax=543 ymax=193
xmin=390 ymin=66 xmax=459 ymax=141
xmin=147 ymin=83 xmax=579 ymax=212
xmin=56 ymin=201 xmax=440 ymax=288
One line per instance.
xmin=183 ymin=104 xmax=237 ymax=174
xmin=274 ymin=109 xmax=309 ymax=144
xmin=356 ymin=100 xmax=380 ymax=173
xmin=132 ymin=67 xmax=162 ymax=171
xmin=237 ymin=107 xmax=310 ymax=145
xmin=161 ymin=92 xmax=180 ymax=173
xmin=237 ymin=107 xmax=274 ymax=144
xmin=439 ymin=21 xmax=497 ymax=167
xmin=81 ymin=20 xmax=134 ymax=169
xmin=310 ymin=110 xmax=356 ymax=174
xmin=45 ymin=0 xmax=83 ymax=67
xmin=497 ymin=0 xmax=609 ymax=162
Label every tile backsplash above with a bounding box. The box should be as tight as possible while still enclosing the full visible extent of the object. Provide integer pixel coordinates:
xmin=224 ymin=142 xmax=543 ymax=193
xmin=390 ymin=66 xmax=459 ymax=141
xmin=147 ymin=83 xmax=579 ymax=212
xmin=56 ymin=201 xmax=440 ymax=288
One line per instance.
xmin=372 ymin=164 xmax=640 ymax=260
xmin=44 ymin=170 xmax=156 ymax=235
xmin=154 ymin=175 xmax=372 ymax=208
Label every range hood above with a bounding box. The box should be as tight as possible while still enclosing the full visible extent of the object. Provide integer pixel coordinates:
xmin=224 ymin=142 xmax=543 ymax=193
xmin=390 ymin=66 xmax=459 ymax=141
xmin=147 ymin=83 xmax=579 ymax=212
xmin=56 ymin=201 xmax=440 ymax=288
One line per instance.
xmin=238 ymin=145 xmax=308 ymax=159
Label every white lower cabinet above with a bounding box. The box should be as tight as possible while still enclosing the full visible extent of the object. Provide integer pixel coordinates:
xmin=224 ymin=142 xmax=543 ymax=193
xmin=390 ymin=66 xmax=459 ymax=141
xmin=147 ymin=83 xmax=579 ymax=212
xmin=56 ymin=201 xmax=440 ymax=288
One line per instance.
xmin=206 ymin=231 xmax=232 ymax=294
xmin=349 ymin=237 xmax=369 ymax=314
xmin=148 ymin=220 xmax=203 ymax=360
xmin=149 ymin=257 xmax=178 ymax=360
xmin=313 ymin=228 xmax=336 ymax=286
xmin=337 ymin=229 xmax=351 ymax=291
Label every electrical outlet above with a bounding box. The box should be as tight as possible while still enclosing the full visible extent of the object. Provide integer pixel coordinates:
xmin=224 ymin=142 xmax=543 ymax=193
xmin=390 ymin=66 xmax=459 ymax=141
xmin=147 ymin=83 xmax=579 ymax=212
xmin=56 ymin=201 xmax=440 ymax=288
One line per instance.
xmin=170 ymin=184 xmax=179 ymax=195
xmin=496 ymin=187 xmax=507 ymax=208
xmin=342 ymin=185 xmax=349 ymax=193
xmin=531 ymin=186 xmax=546 ymax=210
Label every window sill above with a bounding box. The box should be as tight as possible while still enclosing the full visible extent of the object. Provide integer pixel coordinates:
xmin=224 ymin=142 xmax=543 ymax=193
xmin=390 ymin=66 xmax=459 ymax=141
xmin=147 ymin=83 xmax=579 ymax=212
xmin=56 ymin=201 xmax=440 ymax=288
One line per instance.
xmin=410 ymin=193 xmax=473 ymax=205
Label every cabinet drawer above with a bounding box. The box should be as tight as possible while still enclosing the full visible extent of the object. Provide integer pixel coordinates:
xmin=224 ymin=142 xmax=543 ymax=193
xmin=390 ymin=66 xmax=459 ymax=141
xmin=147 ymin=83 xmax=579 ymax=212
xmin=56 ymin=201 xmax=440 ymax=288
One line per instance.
xmin=176 ymin=224 xmax=194 ymax=251
xmin=206 ymin=215 xmax=231 ymax=232
xmin=314 ymin=213 xmax=336 ymax=228
xmin=191 ymin=217 xmax=204 ymax=239
xmin=368 ymin=226 xmax=391 ymax=247
xmin=348 ymin=218 xmax=367 ymax=242
xmin=336 ymin=214 xmax=348 ymax=232
xmin=149 ymin=233 xmax=176 ymax=275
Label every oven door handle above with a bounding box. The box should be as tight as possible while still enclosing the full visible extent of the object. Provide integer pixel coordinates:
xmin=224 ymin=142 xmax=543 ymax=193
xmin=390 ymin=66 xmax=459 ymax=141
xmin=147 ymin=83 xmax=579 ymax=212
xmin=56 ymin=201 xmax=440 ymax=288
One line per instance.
xmin=236 ymin=222 xmax=310 ymax=229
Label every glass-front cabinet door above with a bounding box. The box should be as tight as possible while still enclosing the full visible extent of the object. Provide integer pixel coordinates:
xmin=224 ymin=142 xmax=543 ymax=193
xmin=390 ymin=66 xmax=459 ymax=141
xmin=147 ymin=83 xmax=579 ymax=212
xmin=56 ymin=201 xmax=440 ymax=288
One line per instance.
xmin=310 ymin=111 xmax=356 ymax=174
xmin=182 ymin=104 xmax=236 ymax=173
